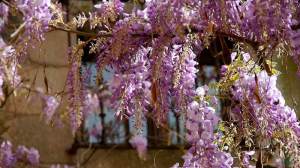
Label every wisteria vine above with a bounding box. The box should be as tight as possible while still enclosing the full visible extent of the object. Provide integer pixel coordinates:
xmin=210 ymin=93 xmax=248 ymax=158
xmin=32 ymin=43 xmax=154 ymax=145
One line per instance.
xmin=1 ymin=0 xmax=300 ymax=167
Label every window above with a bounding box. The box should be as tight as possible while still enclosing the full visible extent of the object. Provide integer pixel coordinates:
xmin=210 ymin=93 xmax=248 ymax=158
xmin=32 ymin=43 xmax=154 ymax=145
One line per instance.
xmin=67 ymin=0 xmax=234 ymax=152
xmin=67 ymin=38 xmax=233 ymax=153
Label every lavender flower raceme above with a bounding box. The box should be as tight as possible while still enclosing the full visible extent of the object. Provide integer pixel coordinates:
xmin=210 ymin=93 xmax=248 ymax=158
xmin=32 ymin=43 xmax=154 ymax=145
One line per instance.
xmin=174 ymin=87 xmax=233 ymax=168
xmin=15 ymin=146 xmax=28 ymax=160
xmin=231 ymin=70 xmax=300 ymax=139
xmin=50 ymin=164 xmax=74 ymax=168
xmin=83 ymin=92 xmax=100 ymax=118
xmin=0 ymin=39 xmax=21 ymax=89
xmin=94 ymin=0 xmax=123 ymax=15
xmin=66 ymin=61 xmax=84 ymax=134
xmin=0 ymin=3 xmax=9 ymax=32
xmin=150 ymin=43 xmax=174 ymax=123
xmin=242 ymin=151 xmax=255 ymax=168
xmin=240 ymin=0 xmax=294 ymax=42
xmin=26 ymin=148 xmax=39 ymax=166
xmin=42 ymin=95 xmax=59 ymax=124
xmin=109 ymin=47 xmax=151 ymax=119
xmin=219 ymin=51 xmax=300 ymax=166
xmin=129 ymin=135 xmax=147 ymax=159
xmin=0 ymin=141 xmax=16 ymax=168
xmin=83 ymin=91 xmax=102 ymax=143
xmin=87 ymin=0 xmax=124 ymax=30
xmin=16 ymin=0 xmax=52 ymax=41
xmin=15 ymin=0 xmax=53 ymax=59
xmin=171 ymin=43 xmax=198 ymax=113
xmin=0 ymin=141 xmax=39 ymax=167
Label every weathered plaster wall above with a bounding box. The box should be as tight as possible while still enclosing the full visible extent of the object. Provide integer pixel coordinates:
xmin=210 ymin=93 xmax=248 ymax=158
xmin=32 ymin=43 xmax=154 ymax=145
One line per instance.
xmin=1 ymin=30 xmax=75 ymax=166
xmin=277 ymin=57 xmax=300 ymax=116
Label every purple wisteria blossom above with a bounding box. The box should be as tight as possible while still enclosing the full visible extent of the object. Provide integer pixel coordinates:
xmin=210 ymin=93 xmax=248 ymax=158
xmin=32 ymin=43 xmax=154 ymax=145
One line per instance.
xmin=231 ymin=70 xmax=300 ymax=139
xmin=240 ymin=0 xmax=293 ymax=42
xmin=15 ymin=146 xmax=28 ymax=160
xmin=26 ymin=148 xmax=39 ymax=166
xmin=223 ymin=51 xmax=300 ymax=166
xmin=83 ymin=92 xmax=100 ymax=118
xmin=0 ymin=141 xmax=16 ymax=168
xmin=0 ymin=39 xmax=21 ymax=89
xmin=50 ymin=164 xmax=74 ymax=168
xmin=16 ymin=0 xmax=52 ymax=42
xmin=0 ymin=3 xmax=9 ymax=32
xmin=94 ymin=0 xmax=123 ymax=15
xmin=129 ymin=135 xmax=147 ymax=159
xmin=171 ymin=43 xmax=198 ymax=113
xmin=109 ymin=47 xmax=151 ymax=119
xmin=14 ymin=0 xmax=53 ymax=59
xmin=66 ymin=61 xmax=84 ymax=134
xmin=42 ymin=95 xmax=59 ymax=124
xmin=242 ymin=151 xmax=255 ymax=168
xmin=175 ymin=87 xmax=233 ymax=168
xmin=0 ymin=141 xmax=39 ymax=167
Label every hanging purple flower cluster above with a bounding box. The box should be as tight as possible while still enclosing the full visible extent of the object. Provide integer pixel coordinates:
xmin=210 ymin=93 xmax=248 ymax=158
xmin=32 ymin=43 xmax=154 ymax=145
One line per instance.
xmin=0 ymin=3 xmax=9 ymax=32
xmin=1 ymin=0 xmax=52 ymax=61
xmin=218 ymin=51 xmax=300 ymax=166
xmin=146 ymin=0 xmax=187 ymax=36
xmin=0 ymin=38 xmax=21 ymax=101
xmin=231 ymin=70 xmax=300 ymax=138
xmin=239 ymin=0 xmax=293 ymax=42
xmin=0 ymin=141 xmax=39 ymax=168
xmin=42 ymin=95 xmax=59 ymax=124
xmin=0 ymin=141 xmax=15 ymax=168
xmin=198 ymin=1 xmax=241 ymax=31
xmin=89 ymin=0 xmax=124 ymax=30
xmin=94 ymin=0 xmax=300 ymax=124
xmin=50 ymin=164 xmax=74 ymax=168
xmin=171 ymin=43 xmax=198 ymax=113
xmin=241 ymin=151 xmax=255 ymax=168
xmin=109 ymin=47 xmax=151 ymax=119
xmin=16 ymin=0 xmax=52 ymax=42
xmin=66 ymin=45 xmax=90 ymax=134
xmin=174 ymin=87 xmax=233 ymax=168
xmin=94 ymin=0 xmax=123 ymax=16
xmin=83 ymin=91 xmax=100 ymax=118
xmin=149 ymin=39 xmax=173 ymax=122
xmin=129 ymin=135 xmax=147 ymax=159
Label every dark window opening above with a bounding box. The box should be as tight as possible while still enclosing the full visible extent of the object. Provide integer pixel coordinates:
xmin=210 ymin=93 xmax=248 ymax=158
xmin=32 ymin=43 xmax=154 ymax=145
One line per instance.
xmin=67 ymin=0 xmax=234 ymax=154
xmin=66 ymin=36 xmax=233 ymax=154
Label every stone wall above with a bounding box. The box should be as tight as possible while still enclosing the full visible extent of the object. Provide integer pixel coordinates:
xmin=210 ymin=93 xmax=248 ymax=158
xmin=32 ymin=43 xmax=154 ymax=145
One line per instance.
xmin=1 ymin=30 xmax=75 ymax=166
xmin=277 ymin=57 xmax=300 ymax=115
